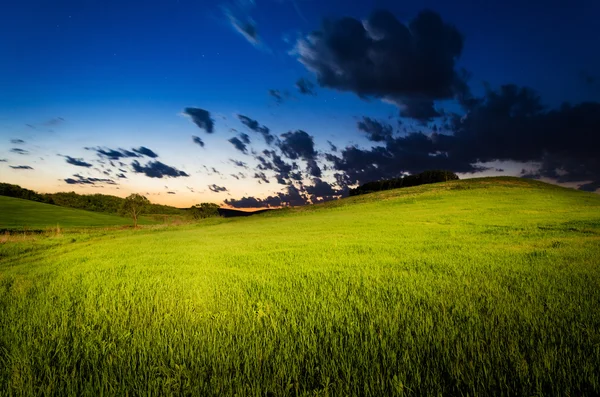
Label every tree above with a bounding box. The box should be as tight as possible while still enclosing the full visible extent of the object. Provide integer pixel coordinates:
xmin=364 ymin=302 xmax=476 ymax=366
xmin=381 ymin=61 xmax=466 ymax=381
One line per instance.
xmin=189 ymin=203 xmax=220 ymax=220
xmin=120 ymin=194 xmax=150 ymax=227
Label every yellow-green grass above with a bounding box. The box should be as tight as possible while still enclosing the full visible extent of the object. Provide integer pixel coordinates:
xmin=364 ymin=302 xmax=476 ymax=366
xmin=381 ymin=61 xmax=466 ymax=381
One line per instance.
xmin=1 ymin=177 xmax=599 ymax=395
xmin=0 ymin=196 xmax=157 ymax=229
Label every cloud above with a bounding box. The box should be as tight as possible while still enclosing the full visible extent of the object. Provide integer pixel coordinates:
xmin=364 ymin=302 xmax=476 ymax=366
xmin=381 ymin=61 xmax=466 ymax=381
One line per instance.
xmin=10 ymin=148 xmax=28 ymax=155
xmin=10 ymin=165 xmax=33 ymax=170
xmin=43 ymin=117 xmax=65 ymax=126
xmin=269 ymin=89 xmax=284 ymax=104
xmin=10 ymin=139 xmax=25 ymax=144
xmin=326 ymin=84 xmax=600 ymax=189
xmin=116 ymin=173 xmax=127 ymax=179
xmin=0 ymin=159 xmax=6 ymax=162
xmin=305 ymin=178 xmax=347 ymax=202
xmin=357 ymin=117 xmax=394 ymax=142
xmin=230 ymin=159 xmax=248 ymax=168
xmin=238 ymin=115 xmax=275 ymax=145
xmin=131 ymin=160 xmax=189 ymax=178
xmin=327 ymin=141 xmax=338 ymax=152
xmin=208 ymin=184 xmax=228 ymax=193
xmin=192 ymin=136 xmax=205 ymax=148
xmin=167 ymin=191 xmax=176 ymax=195
xmin=228 ymin=137 xmax=248 ymax=153
xmin=253 ymin=172 xmax=270 ymax=184
xmin=225 ymin=9 xmax=261 ymax=47
xmin=86 ymin=147 xmax=140 ymax=160
xmin=296 ymin=78 xmax=316 ymax=95
xmin=294 ymin=9 xmax=465 ymax=121
xmin=225 ymin=185 xmax=309 ymax=208
xmin=239 ymin=133 xmax=251 ymax=144
xmin=65 ymin=156 xmax=93 ymax=168
xmin=132 ymin=146 xmax=159 ymax=158
xmin=64 ymin=174 xmax=116 ymax=185
xmin=183 ymin=108 xmax=215 ymax=133
xmin=278 ymin=130 xmax=317 ymax=160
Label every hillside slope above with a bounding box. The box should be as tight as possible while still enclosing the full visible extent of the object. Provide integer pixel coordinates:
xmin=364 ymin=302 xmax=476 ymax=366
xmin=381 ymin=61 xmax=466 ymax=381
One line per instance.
xmin=0 ymin=195 xmax=146 ymax=229
xmin=1 ymin=177 xmax=600 ymax=395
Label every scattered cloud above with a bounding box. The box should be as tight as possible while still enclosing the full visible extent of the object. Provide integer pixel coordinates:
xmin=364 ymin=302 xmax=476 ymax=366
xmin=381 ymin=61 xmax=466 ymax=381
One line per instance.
xmin=10 ymin=165 xmax=33 ymax=170
xmin=253 ymin=172 xmax=270 ymax=184
xmin=238 ymin=115 xmax=275 ymax=145
xmin=65 ymin=156 xmax=93 ymax=168
xmin=183 ymin=107 xmax=215 ymax=133
xmin=10 ymin=148 xmax=28 ymax=155
xmin=192 ymin=135 xmax=205 ymax=148
xmin=10 ymin=139 xmax=25 ymax=144
xmin=228 ymin=136 xmax=248 ymax=154
xmin=208 ymin=184 xmax=228 ymax=193
xmin=357 ymin=117 xmax=394 ymax=142
xmin=64 ymin=174 xmax=116 ymax=185
xmin=230 ymin=159 xmax=248 ymax=168
xmin=86 ymin=147 xmax=140 ymax=160
xmin=296 ymin=78 xmax=316 ymax=95
xmin=132 ymin=146 xmax=159 ymax=158
xmin=132 ymin=160 xmax=189 ymax=178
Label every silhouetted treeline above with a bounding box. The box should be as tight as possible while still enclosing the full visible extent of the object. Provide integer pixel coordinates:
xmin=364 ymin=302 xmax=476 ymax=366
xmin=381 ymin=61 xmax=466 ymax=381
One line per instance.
xmin=349 ymin=170 xmax=459 ymax=196
xmin=0 ymin=183 xmax=54 ymax=204
xmin=0 ymin=183 xmax=182 ymax=215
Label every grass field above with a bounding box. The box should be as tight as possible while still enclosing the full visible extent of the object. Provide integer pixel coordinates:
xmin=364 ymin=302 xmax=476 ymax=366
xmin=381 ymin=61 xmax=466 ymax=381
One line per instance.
xmin=1 ymin=177 xmax=599 ymax=395
xmin=0 ymin=196 xmax=159 ymax=230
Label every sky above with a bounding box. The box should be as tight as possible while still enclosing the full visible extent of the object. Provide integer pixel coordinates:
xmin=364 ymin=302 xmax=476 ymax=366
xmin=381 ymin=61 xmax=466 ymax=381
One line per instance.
xmin=1 ymin=0 xmax=599 ymax=208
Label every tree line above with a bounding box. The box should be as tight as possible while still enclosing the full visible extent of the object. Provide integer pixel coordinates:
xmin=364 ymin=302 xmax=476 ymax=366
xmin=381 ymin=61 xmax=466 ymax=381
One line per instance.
xmin=349 ymin=170 xmax=459 ymax=196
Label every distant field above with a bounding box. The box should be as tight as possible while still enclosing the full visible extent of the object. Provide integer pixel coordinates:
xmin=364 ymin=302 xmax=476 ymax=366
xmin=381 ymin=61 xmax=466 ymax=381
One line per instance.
xmin=0 ymin=196 xmax=156 ymax=229
xmin=1 ymin=177 xmax=599 ymax=395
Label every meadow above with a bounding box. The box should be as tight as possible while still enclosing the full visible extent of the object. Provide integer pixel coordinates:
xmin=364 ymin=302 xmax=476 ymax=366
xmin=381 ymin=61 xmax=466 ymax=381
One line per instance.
xmin=1 ymin=177 xmax=599 ymax=395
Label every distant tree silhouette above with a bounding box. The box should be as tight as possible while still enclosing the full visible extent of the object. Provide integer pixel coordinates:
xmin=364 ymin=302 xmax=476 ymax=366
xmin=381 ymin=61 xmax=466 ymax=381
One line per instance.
xmin=120 ymin=194 xmax=150 ymax=227
xmin=349 ymin=170 xmax=459 ymax=196
xmin=189 ymin=203 xmax=220 ymax=219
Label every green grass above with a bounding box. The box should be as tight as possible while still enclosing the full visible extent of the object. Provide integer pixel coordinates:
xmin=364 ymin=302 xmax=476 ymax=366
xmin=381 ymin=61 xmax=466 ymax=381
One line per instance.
xmin=0 ymin=196 xmax=156 ymax=229
xmin=1 ymin=177 xmax=599 ymax=395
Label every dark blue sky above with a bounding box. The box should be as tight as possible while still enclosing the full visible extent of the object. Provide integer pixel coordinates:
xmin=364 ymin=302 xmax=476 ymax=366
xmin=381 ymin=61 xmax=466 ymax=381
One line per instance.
xmin=1 ymin=0 xmax=599 ymax=206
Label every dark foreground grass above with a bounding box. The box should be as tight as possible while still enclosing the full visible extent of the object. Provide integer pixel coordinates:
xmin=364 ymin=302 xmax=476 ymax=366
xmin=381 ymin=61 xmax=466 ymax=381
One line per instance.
xmin=1 ymin=177 xmax=599 ymax=395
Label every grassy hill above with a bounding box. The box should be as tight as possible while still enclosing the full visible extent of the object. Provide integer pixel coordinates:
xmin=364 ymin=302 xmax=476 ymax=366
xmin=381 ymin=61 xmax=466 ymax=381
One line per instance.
xmin=0 ymin=195 xmax=154 ymax=229
xmin=1 ymin=177 xmax=599 ymax=395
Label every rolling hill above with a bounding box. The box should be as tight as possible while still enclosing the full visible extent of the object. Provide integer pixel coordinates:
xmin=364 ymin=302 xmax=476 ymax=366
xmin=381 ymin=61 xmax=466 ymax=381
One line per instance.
xmin=1 ymin=177 xmax=599 ymax=395
xmin=0 ymin=195 xmax=146 ymax=229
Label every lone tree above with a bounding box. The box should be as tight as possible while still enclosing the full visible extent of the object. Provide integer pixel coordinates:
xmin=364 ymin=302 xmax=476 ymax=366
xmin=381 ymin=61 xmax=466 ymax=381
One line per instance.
xmin=189 ymin=203 xmax=220 ymax=219
xmin=120 ymin=193 xmax=150 ymax=228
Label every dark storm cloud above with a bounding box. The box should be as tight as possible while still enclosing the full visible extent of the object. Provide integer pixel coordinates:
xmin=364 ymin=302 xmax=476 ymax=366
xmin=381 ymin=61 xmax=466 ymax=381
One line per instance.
xmin=327 ymin=84 xmax=600 ymax=189
xmin=131 ymin=160 xmax=189 ymax=178
xmin=228 ymin=137 xmax=248 ymax=154
xmin=10 ymin=148 xmax=28 ymax=155
xmin=305 ymin=178 xmax=347 ymax=202
xmin=357 ymin=117 xmax=394 ymax=142
xmin=296 ymin=78 xmax=316 ymax=95
xmin=132 ymin=146 xmax=159 ymax=158
xmin=306 ymin=159 xmax=322 ymax=177
xmin=253 ymin=172 xmax=270 ymax=184
xmin=238 ymin=115 xmax=275 ymax=145
xmin=10 ymin=165 xmax=33 ymax=170
xmin=295 ymin=9 xmax=465 ymax=122
xmin=225 ymin=185 xmax=308 ymax=208
xmin=255 ymin=150 xmax=300 ymax=185
xmin=208 ymin=184 xmax=228 ymax=193
xmin=10 ymin=139 xmax=25 ymax=144
xmin=183 ymin=108 xmax=215 ymax=133
xmin=65 ymin=156 xmax=92 ymax=168
xmin=64 ymin=174 xmax=116 ymax=185
xmin=192 ymin=136 xmax=205 ymax=148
